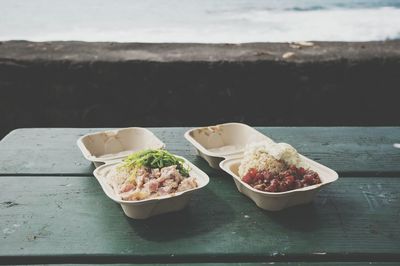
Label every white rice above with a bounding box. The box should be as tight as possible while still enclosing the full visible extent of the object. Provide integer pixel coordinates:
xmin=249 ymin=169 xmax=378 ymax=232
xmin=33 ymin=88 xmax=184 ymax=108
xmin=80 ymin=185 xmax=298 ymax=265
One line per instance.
xmin=238 ymin=140 xmax=305 ymax=177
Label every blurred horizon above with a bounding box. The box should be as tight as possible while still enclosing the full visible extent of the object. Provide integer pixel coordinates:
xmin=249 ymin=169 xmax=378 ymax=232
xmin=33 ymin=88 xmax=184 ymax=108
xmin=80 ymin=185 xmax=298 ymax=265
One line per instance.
xmin=1 ymin=0 xmax=400 ymax=43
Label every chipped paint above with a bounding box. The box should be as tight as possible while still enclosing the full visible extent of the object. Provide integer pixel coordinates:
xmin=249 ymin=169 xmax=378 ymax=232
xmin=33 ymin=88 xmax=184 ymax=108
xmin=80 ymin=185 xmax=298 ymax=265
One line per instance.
xmin=1 ymin=201 xmax=19 ymax=208
xmin=360 ymin=183 xmax=398 ymax=210
xmin=3 ymin=228 xmax=15 ymax=234
xmin=313 ymin=252 xmax=327 ymax=255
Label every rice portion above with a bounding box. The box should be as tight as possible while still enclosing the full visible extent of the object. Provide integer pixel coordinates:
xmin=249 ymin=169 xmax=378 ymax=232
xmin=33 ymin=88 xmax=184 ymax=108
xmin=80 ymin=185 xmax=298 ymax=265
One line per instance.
xmin=238 ymin=140 xmax=304 ymax=177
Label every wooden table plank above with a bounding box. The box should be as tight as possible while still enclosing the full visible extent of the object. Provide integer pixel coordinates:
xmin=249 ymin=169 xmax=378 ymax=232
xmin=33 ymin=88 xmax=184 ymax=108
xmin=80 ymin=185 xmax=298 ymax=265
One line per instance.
xmin=7 ymin=261 xmax=399 ymax=266
xmin=0 ymin=127 xmax=399 ymax=176
xmin=5 ymin=263 xmax=400 ymax=266
xmin=1 ymin=176 xmax=399 ymax=263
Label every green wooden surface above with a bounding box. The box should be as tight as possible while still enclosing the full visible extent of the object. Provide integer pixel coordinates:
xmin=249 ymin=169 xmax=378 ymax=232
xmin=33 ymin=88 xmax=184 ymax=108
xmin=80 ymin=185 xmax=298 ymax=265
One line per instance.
xmin=1 ymin=127 xmax=399 ymax=264
xmin=1 ymin=176 xmax=399 ymax=263
xmin=7 ymin=261 xmax=399 ymax=266
xmin=0 ymin=127 xmax=399 ymax=176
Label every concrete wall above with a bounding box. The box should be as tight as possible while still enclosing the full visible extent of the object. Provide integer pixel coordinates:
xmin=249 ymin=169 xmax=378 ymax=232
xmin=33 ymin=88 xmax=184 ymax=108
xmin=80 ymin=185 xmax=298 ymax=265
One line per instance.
xmin=1 ymin=41 xmax=400 ymax=139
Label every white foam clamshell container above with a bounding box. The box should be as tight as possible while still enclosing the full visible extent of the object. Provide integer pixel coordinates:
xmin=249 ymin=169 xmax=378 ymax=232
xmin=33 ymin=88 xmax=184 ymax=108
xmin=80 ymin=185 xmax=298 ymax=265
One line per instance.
xmin=77 ymin=127 xmax=165 ymax=167
xmin=93 ymin=157 xmax=210 ymax=219
xmin=185 ymin=122 xmax=339 ymax=211
xmin=77 ymin=127 xmax=210 ymax=219
xmin=184 ymin=122 xmax=269 ymax=169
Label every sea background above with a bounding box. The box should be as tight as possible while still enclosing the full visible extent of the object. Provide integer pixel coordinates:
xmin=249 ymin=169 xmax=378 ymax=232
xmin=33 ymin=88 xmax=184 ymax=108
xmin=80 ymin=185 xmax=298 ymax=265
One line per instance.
xmin=1 ymin=0 xmax=400 ymax=42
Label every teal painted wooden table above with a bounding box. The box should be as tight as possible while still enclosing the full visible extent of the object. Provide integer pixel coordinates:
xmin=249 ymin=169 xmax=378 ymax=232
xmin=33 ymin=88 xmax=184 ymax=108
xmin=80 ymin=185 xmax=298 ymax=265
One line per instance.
xmin=0 ymin=127 xmax=399 ymax=265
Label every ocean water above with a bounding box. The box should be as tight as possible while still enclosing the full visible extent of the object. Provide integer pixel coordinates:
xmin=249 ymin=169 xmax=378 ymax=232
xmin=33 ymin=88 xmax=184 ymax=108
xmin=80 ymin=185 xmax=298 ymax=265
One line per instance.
xmin=1 ymin=0 xmax=400 ymax=42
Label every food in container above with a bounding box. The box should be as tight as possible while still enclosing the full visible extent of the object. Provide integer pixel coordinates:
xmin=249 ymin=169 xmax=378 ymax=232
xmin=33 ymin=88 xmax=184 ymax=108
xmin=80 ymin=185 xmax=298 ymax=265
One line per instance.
xmin=93 ymin=149 xmax=210 ymax=219
xmin=108 ymin=149 xmax=198 ymax=201
xmin=238 ymin=140 xmax=321 ymax=193
xmin=219 ymin=140 xmax=338 ymax=211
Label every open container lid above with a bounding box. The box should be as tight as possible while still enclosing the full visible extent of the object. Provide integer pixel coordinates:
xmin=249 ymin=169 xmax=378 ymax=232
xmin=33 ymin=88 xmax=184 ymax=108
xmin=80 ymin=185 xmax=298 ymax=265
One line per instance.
xmin=77 ymin=127 xmax=165 ymax=166
xmin=184 ymin=122 xmax=271 ymax=168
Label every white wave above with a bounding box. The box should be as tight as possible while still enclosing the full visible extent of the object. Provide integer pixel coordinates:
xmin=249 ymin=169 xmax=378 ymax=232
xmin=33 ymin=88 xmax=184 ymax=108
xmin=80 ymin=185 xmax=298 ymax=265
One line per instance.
xmin=1 ymin=4 xmax=400 ymax=42
xmin=217 ymin=7 xmax=400 ymax=42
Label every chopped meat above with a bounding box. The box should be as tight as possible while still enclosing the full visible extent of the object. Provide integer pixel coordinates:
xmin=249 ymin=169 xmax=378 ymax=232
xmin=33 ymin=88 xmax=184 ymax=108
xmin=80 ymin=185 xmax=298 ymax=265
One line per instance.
xmin=120 ymin=183 xmax=135 ymax=193
xmin=242 ymin=166 xmax=321 ymax=192
xmin=109 ymin=164 xmax=198 ymax=201
xmin=159 ymin=165 xmax=183 ymax=182
xmin=177 ymin=177 xmax=198 ymax=192
xmin=151 ymin=168 xmax=161 ymax=178
xmin=162 ymin=179 xmax=179 ymax=193
xmin=147 ymin=180 xmax=159 ymax=193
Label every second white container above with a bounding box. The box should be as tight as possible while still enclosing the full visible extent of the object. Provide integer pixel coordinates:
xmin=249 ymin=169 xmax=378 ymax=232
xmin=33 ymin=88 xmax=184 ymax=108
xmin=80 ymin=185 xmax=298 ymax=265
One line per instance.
xmin=219 ymin=154 xmax=339 ymax=211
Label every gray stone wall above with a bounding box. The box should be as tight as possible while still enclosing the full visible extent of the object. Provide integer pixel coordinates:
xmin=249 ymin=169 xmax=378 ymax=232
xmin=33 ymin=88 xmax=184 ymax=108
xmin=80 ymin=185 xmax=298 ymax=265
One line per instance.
xmin=1 ymin=41 xmax=400 ymax=139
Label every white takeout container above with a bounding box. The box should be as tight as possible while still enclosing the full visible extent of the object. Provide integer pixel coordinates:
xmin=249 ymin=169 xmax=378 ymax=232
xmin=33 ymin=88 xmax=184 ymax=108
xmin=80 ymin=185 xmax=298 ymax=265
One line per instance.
xmin=93 ymin=156 xmax=210 ymax=219
xmin=184 ymin=123 xmax=269 ymax=169
xmin=185 ymin=122 xmax=339 ymax=211
xmin=77 ymin=127 xmax=165 ymax=167
xmin=219 ymin=154 xmax=339 ymax=211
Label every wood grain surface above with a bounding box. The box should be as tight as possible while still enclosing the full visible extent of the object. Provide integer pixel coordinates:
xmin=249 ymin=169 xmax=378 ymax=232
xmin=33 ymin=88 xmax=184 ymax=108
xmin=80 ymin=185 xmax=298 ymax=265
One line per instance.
xmin=1 ymin=127 xmax=399 ymax=265
xmin=0 ymin=176 xmax=399 ymax=264
xmin=0 ymin=127 xmax=399 ymax=176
